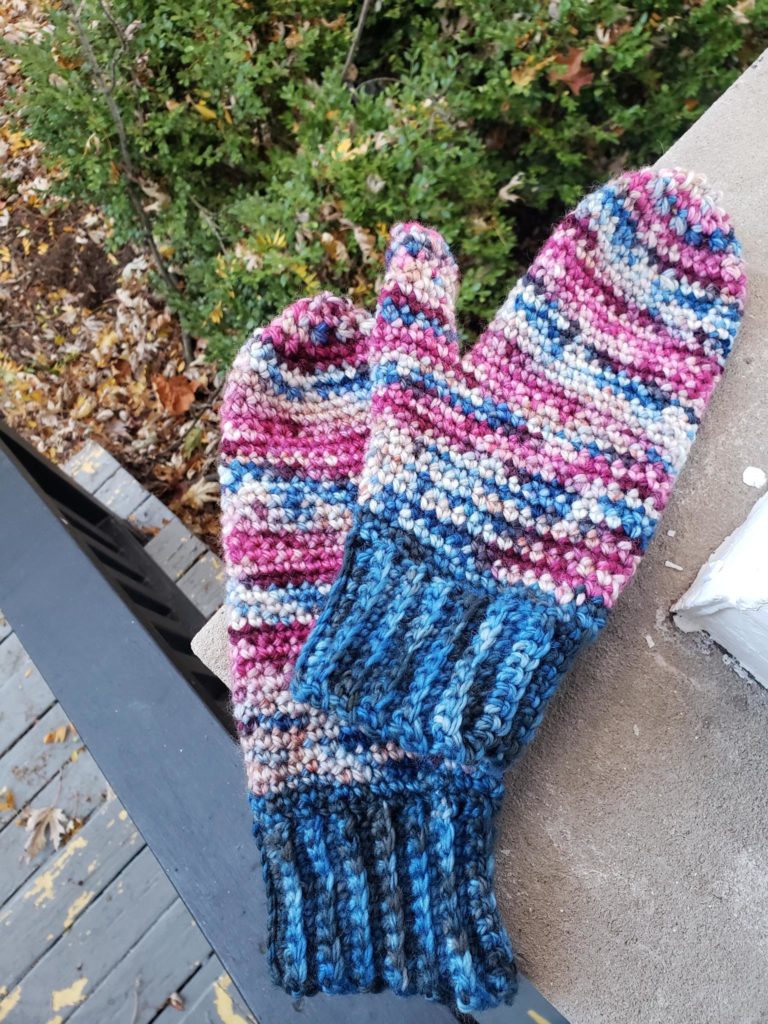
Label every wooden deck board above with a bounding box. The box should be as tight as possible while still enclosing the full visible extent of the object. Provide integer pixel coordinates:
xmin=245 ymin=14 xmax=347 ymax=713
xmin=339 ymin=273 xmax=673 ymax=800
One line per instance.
xmin=62 ymin=441 xmax=120 ymax=493
xmin=0 ymin=634 xmax=56 ymax=757
xmin=0 ymin=749 xmax=108 ymax=906
xmin=146 ymin=517 xmax=206 ymax=582
xmin=0 ymin=705 xmax=81 ymax=829
xmin=153 ymin=955 xmax=257 ymax=1024
xmin=128 ymin=492 xmax=176 ymax=536
xmin=1 ymin=796 xmax=143 ymax=989
xmin=66 ymin=899 xmax=210 ymax=1024
xmin=177 ymin=551 xmax=225 ymax=619
xmin=0 ymin=847 xmax=177 ymax=1022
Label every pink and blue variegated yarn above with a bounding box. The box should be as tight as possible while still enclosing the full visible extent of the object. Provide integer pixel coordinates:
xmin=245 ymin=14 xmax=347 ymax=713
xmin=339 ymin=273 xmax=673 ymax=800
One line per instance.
xmin=292 ymin=168 xmax=746 ymax=771
xmin=219 ymin=294 xmax=515 ymax=1011
xmin=221 ymin=168 xmax=746 ymax=1012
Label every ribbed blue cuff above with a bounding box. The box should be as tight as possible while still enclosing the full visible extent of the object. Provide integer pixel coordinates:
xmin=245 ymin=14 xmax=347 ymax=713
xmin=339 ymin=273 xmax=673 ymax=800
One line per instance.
xmin=291 ymin=514 xmax=604 ymax=767
xmin=252 ymin=773 xmax=516 ymax=1012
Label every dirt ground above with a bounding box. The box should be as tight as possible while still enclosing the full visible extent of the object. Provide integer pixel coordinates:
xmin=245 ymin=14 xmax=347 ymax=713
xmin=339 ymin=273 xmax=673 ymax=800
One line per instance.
xmin=1 ymin=3 xmax=222 ymax=549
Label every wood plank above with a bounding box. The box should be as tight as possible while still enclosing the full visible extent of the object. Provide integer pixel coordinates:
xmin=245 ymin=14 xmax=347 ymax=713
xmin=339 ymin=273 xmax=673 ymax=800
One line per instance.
xmin=67 ymin=899 xmax=210 ymax=1024
xmin=0 ymin=705 xmax=81 ymax=830
xmin=151 ymin=955 xmax=220 ymax=1024
xmin=0 ymin=636 xmax=56 ymax=757
xmin=128 ymin=493 xmax=176 ymax=538
xmin=0 ymin=611 xmax=11 ymax=645
xmin=0 ymin=749 xmax=108 ymax=906
xmin=177 ymin=552 xmax=225 ymax=619
xmin=0 ymin=797 xmax=143 ymax=989
xmin=146 ymin=518 xmax=206 ymax=582
xmin=0 ymin=846 xmax=177 ymax=1023
xmin=62 ymin=442 xmax=120 ymax=495
xmin=0 ymin=632 xmax=31 ymax=684
xmin=153 ymin=955 xmax=256 ymax=1024
xmin=92 ymin=466 xmax=149 ymax=518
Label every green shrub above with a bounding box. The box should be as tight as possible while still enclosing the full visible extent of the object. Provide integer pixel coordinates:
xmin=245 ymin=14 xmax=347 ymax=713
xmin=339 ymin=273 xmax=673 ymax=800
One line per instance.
xmin=9 ymin=0 xmax=768 ymax=362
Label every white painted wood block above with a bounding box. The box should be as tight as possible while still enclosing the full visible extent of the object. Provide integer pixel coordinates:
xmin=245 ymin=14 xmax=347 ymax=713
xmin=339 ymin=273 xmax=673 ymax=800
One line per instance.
xmin=672 ymin=492 xmax=768 ymax=687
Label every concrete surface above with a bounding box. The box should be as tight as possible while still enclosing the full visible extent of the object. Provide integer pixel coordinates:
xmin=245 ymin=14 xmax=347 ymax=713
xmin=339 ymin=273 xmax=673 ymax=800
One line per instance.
xmin=191 ymin=606 xmax=230 ymax=689
xmin=495 ymin=52 xmax=768 ymax=1023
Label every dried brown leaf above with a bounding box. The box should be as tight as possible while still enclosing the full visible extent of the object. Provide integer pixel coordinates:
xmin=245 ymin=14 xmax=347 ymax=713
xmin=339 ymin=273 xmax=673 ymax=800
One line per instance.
xmin=153 ymin=373 xmax=197 ymax=416
xmin=23 ymin=806 xmax=70 ymax=861
xmin=181 ymin=478 xmax=220 ymax=510
xmin=548 ymin=47 xmax=595 ymax=96
xmin=43 ymin=724 xmax=73 ymax=744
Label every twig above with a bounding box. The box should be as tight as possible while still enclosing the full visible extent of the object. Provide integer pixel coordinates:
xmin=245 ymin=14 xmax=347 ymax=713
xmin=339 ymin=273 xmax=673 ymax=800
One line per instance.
xmin=97 ymin=0 xmax=128 ymax=48
xmin=190 ymin=197 xmax=227 ymax=254
xmin=67 ymin=2 xmax=194 ymax=364
xmin=341 ymin=0 xmax=374 ymax=82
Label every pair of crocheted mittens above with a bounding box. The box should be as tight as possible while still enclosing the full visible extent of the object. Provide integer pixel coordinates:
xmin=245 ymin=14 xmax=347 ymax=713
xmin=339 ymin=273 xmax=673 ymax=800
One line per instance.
xmin=219 ymin=168 xmax=745 ymax=1012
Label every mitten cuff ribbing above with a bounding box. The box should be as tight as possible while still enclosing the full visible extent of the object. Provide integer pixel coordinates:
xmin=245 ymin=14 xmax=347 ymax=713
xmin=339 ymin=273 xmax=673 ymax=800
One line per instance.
xmin=253 ymin=775 xmax=516 ymax=1012
xmin=291 ymin=513 xmax=605 ymax=766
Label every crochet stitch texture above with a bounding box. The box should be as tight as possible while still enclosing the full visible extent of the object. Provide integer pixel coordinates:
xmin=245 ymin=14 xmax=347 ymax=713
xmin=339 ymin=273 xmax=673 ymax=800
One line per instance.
xmin=219 ymin=294 xmax=516 ymax=1010
xmin=222 ymin=168 xmax=746 ymax=1013
xmin=291 ymin=168 xmax=746 ymax=776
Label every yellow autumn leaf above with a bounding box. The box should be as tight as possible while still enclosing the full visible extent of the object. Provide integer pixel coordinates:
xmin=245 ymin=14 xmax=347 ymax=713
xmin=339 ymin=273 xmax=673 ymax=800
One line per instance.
xmin=335 ymin=137 xmax=353 ymax=159
xmin=192 ymin=101 xmax=217 ymax=122
xmin=44 ymin=725 xmax=72 ymax=744
xmin=0 ymin=788 xmax=15 ymax=812
xmin=510 ymin=56 xmax=555 ymax=89
xmin=510 ymin=65 xmax=537 ymax=88
xmin=209 ymin=304 xmax=223 ymax=324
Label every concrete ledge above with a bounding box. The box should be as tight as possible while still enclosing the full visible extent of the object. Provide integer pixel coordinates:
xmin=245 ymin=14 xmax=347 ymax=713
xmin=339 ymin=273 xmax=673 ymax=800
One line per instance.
xmin=495 ymin=51 xmax=768 ymax=1024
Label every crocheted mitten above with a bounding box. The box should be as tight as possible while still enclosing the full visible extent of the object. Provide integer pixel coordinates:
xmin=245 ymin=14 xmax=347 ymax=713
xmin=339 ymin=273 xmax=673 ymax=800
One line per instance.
xmin=219 ymin=293 xmax=517 ymax=1011
xmin=292 ymin=168 xmax=746 ymax=770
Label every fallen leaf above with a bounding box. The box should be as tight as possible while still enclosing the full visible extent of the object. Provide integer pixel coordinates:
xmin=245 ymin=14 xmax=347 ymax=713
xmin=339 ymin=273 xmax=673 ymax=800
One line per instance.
xmin=0 ymin=788 xmax=15 ymax=812
xmin=498 ymin=172 xmax=525 ymax=204
xmin=510 ymin=56 xmax=554 ymax=88
xmin=548 ymin=47 xmax=595 ymax=96
xmin=167 ymin=992 xmax=184 ymax=1010
xmin=729 ymin=0 xmax=755 ymax=23
xmin=595 ymin=20 xmax=632 ymax=45
xmin=191 ymin=100 xmax=217 ymax=121
xmin=23 ymin=806 xmax=70 ymax=861
xmin=181 ymin=423 xmax=204 ymax=458
xmin=153 ymin=374 xmax=197 ymax=416
xmin=321 ymin=231 xmax=349 ymax=264
xmin=350 ymin=223 xmax=377 ymax=261
xmin=181 ymin=478 xmax=220 ymax=509
xmin=44 ymin=724 xmax=73 ymax=744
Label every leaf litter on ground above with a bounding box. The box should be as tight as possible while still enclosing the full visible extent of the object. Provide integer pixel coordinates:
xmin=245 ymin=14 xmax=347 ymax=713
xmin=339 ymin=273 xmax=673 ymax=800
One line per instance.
xmin=0 ymin=2 xmax=223 ymax=549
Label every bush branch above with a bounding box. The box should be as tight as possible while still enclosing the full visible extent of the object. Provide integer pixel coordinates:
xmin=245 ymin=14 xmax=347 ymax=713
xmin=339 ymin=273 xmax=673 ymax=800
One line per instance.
xmin=68 ymin=1 xmax=194 ymax=363
xmin=341 ymin=0 xmax=374 ymax=82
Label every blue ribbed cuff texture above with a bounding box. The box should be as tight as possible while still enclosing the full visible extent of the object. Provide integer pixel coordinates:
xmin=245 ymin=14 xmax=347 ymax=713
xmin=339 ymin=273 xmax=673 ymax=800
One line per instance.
xmin=252 ymin=774 xmax=517 ymax=1012
xmin=291 ymin=513 xmax=604 ymax=768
